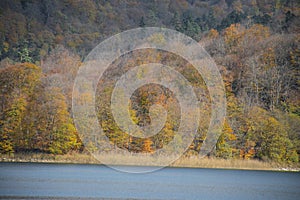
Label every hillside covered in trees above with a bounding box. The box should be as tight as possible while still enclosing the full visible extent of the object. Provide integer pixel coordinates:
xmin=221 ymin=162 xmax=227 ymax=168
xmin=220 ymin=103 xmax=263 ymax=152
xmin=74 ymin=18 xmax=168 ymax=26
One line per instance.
xmin=0 ymin=0 xmax=299 ymax=165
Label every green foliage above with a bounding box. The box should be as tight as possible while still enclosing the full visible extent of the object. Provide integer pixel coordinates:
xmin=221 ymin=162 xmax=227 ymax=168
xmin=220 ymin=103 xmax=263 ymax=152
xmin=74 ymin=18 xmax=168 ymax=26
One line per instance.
xmin=18 ymin=46 xmax=32 ymax=63
xmin=219 ymin=10 xmax=246 ymax=30
xmin=171 ymin=11 xmax=201 ymax=39
xmin=216 ymin=134 xmax=233 ymax=159
xmin=171 ymin=12 xmax=182 ymax=31
xmin=139 ymin=17 xmax=145 ymax=27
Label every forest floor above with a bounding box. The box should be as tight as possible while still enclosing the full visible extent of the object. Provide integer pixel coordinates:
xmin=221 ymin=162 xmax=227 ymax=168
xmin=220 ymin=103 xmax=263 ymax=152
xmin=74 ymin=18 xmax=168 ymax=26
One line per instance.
xmin=0 ymin=152 xmax=299 ymax=172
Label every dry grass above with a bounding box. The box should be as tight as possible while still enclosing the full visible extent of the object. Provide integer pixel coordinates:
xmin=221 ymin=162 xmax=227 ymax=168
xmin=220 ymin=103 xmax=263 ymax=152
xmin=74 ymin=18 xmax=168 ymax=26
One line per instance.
xmin=172 ymin=156 xmax=278 ymax=170
xmin=1 ymin=152 xmax=298 ymax=171
xmin=0 ymin=152 xmax=99 ymax=164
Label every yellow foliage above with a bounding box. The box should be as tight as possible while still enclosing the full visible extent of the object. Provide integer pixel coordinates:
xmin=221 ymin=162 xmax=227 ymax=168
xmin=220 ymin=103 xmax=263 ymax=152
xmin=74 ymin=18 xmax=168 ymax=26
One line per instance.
xmin=142 ymin=138 xmax=154 ymax=153
xmin=208 ymin=29 xmax=219 ymax=39
xmin=147 ymin=33 xmax=166 ymax=46
xmin=224 ymin=24 xmax=243 ymax=52
xmin=232 ymin=0 xmax=243 ymax=13
xmin=223 ymin=120 xmax=236 ymax=141
xmin=224 ymin=23 xmax=270 ymax=54
xmin=3 ymin=42 xmax=9 ymax=52
xmin=261 ymin=48 xmax=276 ymax=69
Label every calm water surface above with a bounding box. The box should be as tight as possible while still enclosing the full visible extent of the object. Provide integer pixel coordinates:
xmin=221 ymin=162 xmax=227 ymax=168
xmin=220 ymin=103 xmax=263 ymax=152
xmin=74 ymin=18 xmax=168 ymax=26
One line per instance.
xmin=0 ymin=162 xmax=299 ymax=200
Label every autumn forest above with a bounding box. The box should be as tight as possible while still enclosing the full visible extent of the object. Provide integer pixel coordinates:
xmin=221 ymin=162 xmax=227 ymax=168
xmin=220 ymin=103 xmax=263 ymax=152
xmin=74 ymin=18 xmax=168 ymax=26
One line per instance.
xmin=0 ymin=0 xmax=299 ymax=166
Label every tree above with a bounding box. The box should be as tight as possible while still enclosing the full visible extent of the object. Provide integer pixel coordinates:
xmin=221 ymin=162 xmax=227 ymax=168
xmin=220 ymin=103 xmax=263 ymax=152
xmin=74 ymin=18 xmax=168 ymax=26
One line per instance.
xmin=139 ymin=16 xmax=145 ymax=27
xmin=18 ymin=46 xmax=33 ymax=63
xmin=0 ymin=62 xmax=80 ymax=155
xmin=246 ymin=107 xmax=297 ymax=162
xmin=219 ymin=10 xmax=246 ymax=30
xmin=42 ymin=45 xmax=81 ymax=109
xmin=181 ymin=12 xmax=200 ymax=39
xmin=142 ymin=138 xmax=154 ymax=153
xmin=0 ymin=63 xmax=41 ymax=153
xmin=40 ymin=86 xmax=80 ymax=154
xmin=216 ymin=120 xmax=236 ymax=159
xmin=0 ymin=96 xmax=26 ymax=154
xmin=171 ymin=12 xmax=182 ymax=31
xmin=147 ymin=10 xmax=159 ymax=26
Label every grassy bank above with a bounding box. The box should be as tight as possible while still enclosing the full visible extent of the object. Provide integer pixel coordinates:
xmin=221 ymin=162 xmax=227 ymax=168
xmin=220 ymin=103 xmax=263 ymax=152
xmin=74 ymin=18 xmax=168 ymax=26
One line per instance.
xmin=0 ymin=152 xmax=99 ymax=164
xmin=0 ymin=152 xmax=299 ymax=172
xmin=171 ymin=156 xmax=299 ymax=171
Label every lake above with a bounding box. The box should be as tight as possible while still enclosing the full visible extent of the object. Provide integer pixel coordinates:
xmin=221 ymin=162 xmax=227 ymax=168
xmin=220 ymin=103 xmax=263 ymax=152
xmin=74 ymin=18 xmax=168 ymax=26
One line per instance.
xmin=0 ymin=162 xmax=299 ymax=200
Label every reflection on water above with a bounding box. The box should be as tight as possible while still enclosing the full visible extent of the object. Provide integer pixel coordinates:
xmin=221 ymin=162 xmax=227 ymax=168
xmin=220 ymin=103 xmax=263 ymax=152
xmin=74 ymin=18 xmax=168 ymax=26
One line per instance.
xmin=0 ymin=162 xmax=299 ymax=200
